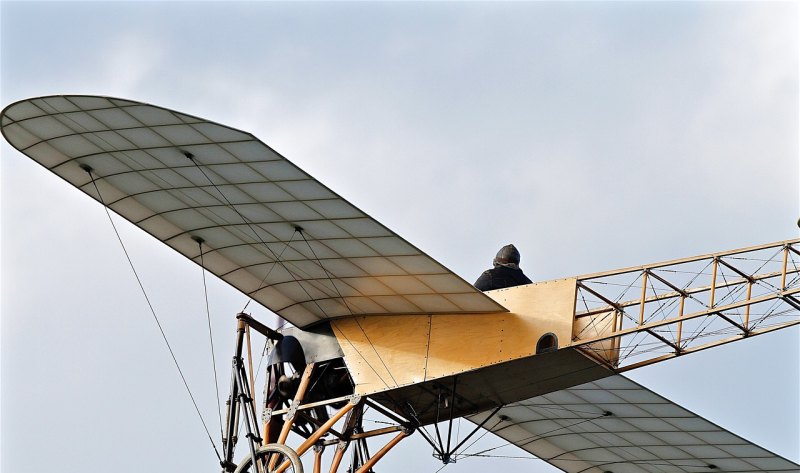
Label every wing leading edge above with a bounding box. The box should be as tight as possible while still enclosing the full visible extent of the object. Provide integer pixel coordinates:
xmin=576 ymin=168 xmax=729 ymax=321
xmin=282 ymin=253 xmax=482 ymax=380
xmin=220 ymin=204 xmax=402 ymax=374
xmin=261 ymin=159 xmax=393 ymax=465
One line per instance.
xmin=1 ymin=95 xmax=507 ymax=328
xmin=467 ymin=374 xmax=799 ymax=473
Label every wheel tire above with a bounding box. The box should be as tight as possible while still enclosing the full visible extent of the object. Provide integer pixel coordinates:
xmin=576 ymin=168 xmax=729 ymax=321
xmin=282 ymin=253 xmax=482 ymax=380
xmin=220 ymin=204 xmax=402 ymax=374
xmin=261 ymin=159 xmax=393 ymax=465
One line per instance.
xmin=234 ymin=443 xmax=304 ymax=473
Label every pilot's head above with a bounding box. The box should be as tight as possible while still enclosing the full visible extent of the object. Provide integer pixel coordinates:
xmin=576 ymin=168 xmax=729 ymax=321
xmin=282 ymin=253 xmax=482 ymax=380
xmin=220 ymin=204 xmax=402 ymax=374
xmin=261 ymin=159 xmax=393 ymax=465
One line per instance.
xmin=494 ymin=244 xmax=521 ymax=266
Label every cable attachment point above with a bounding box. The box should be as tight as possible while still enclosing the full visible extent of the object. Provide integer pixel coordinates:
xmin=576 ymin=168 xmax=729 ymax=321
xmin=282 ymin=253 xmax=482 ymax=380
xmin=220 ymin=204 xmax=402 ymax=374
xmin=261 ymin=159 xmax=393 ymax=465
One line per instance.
xmin=262 ymin=407 xmax=273 ymax=424
xmin=287 ymin=400 xmax=300 ymax=420
xmin=181 ymin=150 xmax=195 ymax=161
xmin=293 ymin=224 xmax=304 ymax=233
xmin=79 ymin=163 xmax=94 ymax=174
xmin=191 ymin=235 xmax=205 ymax=245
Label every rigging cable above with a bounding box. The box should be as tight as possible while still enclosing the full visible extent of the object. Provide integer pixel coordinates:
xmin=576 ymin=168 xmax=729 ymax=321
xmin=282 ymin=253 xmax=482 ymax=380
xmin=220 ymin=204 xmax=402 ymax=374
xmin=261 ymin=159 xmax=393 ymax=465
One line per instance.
xmin=242 ymin=229 xmax=300 ymax=314
xmin=197 ymin=238 xmax=225 ymax=440
xmin=184 ymin=155 xmax=330 ymax=319
xmin=83 ymin=165 xmax=222 ymax=462
xmin=298 ymin=228 xmax=354 ymax=315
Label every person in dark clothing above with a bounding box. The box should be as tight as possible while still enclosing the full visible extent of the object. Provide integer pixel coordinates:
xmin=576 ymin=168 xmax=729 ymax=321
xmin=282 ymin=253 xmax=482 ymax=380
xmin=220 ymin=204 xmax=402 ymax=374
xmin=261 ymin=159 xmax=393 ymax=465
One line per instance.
xmin=474 ymin=244 xmax=532 ymax=291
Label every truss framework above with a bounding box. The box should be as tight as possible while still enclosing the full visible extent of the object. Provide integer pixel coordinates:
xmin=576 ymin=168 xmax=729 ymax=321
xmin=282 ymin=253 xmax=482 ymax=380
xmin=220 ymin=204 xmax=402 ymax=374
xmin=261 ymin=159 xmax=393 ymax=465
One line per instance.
xmin=220 ymin=315 xmax=413 ymax=473
xmin=571 ymin=239 xmax=800 ymax=371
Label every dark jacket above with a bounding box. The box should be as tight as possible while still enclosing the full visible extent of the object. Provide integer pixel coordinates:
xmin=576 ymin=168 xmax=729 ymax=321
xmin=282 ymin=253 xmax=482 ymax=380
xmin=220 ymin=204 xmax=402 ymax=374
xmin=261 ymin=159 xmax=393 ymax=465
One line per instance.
xmin=474 ymin=266 xmax=532 ymax=291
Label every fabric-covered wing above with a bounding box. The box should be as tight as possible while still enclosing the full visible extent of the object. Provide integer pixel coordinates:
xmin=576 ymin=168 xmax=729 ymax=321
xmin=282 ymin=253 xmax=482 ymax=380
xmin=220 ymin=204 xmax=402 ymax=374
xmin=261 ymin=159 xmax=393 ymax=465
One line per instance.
xmin=1 ymin=95 xmax=506 ymax=328
xmin=468 ymin=374 xmax=799 ymax=473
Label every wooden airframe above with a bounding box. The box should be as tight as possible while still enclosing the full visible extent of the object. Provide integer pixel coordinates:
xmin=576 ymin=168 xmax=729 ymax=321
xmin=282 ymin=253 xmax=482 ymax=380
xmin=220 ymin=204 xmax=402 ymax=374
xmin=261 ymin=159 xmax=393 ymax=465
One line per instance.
xmin=2 ymin=95 xmax=798 ymax=473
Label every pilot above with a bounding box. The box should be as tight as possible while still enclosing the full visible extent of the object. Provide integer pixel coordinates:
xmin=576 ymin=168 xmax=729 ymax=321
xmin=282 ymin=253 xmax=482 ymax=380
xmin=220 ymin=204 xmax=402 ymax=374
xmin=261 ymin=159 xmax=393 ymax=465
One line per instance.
xmin=474 ymin=244 xmax=532 ymax=291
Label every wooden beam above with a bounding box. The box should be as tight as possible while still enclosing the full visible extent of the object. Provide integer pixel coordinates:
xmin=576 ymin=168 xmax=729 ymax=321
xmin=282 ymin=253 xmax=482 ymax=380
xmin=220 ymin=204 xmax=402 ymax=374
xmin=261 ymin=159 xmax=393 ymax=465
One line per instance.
xmin=572 ymin=287 xmax=800 ymax=347
xmin=577 ymin=238 xmax=799 ymax=281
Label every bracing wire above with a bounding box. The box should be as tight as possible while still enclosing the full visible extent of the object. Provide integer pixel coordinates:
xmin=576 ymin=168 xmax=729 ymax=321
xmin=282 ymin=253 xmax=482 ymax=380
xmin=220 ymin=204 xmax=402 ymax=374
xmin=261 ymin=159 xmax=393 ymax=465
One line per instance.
xmin=84 ymin=167 xmax=222 ymax=462
xmin=197 ymin=239 xmax=225 ymax=440
xmin=297 ymin=228 xmax=405 ymax=386
xmin=184 ymin=155 xmax=330 ymax=319
xmin=298 ymin=228 xmax=354 ymax=316
xmin=431 ymin=462 xmax=450 ymax=473
xmin=451 ymin=418 xmax=504 ymax=456
xmin=242 ymin=229 xmax=299 ymax=313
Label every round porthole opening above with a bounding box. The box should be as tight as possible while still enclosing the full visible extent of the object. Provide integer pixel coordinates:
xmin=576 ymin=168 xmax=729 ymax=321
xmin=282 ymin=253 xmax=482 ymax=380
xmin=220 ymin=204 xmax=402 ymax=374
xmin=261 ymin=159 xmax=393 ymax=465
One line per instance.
xmin=536 ymin=333 xmax=558 ymax=354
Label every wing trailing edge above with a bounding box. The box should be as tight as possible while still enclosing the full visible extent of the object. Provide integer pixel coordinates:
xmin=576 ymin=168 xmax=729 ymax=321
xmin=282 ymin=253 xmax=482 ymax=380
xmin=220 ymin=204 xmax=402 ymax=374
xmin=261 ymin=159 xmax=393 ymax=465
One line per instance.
xmin=467 ymin=374 xmax=799 ymax=473
xmin=1 ymin=95 xmax=507 ymax=328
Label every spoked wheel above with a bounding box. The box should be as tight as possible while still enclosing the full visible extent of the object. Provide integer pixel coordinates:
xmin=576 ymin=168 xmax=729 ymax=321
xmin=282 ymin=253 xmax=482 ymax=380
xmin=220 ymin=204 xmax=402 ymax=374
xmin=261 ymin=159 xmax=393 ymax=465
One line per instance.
xmin=234 ymin=443 xmax=304 ymax=473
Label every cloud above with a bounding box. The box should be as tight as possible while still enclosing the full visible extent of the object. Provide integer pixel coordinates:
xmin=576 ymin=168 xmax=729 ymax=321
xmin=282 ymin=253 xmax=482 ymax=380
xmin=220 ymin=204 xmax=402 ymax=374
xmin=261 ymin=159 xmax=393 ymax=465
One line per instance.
xmin=94 ymin=32 xmax=170 ymax=97
xmin=2 ymin=3 xmax=797 ymax=472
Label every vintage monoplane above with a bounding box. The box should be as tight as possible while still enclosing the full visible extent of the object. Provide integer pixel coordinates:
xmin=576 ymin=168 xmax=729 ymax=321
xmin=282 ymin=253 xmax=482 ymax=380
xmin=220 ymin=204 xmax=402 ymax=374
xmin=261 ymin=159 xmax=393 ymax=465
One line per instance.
xmin=3 ymin=95 xmax=798 ymax=473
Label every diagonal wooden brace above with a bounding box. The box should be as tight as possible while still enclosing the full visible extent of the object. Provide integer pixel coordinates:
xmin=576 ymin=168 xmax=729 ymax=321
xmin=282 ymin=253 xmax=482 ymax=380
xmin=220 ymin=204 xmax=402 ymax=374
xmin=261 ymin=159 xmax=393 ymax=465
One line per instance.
xmin=328 ymin=442 xmax=347 ymax=473
xmin=354 ymin=430 xmax=410 ymax=473
xmin=276 ymin=364 xmax=315 ymax=445
xmin=274 ymin=398 xmax=358 ymax=473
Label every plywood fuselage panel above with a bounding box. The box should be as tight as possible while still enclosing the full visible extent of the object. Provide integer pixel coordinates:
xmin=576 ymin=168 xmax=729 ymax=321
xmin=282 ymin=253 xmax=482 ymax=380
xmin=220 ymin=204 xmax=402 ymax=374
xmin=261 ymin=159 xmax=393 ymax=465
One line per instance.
xmin=330 ymin=278 xmax=613 ymax=422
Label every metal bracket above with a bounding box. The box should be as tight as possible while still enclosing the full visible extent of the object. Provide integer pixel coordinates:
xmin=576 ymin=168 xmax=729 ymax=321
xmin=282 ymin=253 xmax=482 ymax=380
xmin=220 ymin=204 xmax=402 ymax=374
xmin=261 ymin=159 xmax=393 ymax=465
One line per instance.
xmin=287 ymin=400 xmax=300 ymax=419
xmin=261 ymin=407 xmax=273 ymax=424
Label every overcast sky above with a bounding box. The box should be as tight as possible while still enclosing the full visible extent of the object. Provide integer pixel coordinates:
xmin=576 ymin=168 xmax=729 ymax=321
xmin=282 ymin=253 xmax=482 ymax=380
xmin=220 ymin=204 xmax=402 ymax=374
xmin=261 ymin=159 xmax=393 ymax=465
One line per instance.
xmin=1 ymin=2 xmax=798 ymax=473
